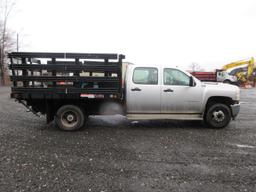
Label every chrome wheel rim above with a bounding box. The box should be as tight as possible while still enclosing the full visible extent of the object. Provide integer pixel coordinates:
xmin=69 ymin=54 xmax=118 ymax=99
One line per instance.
xmin=212 ymin=110 xmax=225 ymax=123
xmin=61 ymin=111 xmax=78 ymax=128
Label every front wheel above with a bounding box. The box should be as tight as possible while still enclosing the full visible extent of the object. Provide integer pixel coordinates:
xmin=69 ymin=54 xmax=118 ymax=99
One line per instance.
xmin=55 ymin=105 xmax=85 ymax=131
xmin=204 ymin=103 xmax=231 ymax=128
xmin=223 ymin=79 xmax=231 ymax=84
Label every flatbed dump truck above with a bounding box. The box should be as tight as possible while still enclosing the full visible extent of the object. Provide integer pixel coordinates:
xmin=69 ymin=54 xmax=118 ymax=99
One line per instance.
xmin=190 ymin=70 xmax=237 ymax=84
xmin=9 ymin=52 xmax=240 ymax=131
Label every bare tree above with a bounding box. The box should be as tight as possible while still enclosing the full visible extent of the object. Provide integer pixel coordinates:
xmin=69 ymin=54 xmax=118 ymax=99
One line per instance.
xmin=188 ymin=62 xmax=204 ymax=72
xmin=0 ymin=0 xmax=16 ymax=85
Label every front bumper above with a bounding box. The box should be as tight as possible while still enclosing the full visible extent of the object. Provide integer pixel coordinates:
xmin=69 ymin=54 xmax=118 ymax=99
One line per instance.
xmin=231 ymin=103 xmax=240 ymax=119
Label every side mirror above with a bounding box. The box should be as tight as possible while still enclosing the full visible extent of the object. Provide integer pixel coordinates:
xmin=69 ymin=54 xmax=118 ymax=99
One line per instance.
xmin=189 ymin=76 xmax=195 ymax=87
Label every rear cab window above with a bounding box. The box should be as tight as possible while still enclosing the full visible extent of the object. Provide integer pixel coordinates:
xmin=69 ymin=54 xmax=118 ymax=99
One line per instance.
xmin=133 ymin=67 xmax=158 ymax=85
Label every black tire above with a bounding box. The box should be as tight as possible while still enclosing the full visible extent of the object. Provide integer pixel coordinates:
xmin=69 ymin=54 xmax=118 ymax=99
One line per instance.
xmin=223 ymin=79 xmax=231 ymax=84
xmin=55 ymin=105 xmax=85 ymax=131
xmin=204 ymin=103 xmax=231 ymax=128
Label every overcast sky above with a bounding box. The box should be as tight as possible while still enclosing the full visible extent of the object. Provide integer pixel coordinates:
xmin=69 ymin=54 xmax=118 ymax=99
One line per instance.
xmin=8 ymin=0 xmax=256 ymax=70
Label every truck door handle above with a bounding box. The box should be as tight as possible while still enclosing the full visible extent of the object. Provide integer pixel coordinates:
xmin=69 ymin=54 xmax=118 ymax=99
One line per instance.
xmin=164 ymin=88 xmax=173 ymax=92
xmin=131 ymin=87 xmax=141 ymax=91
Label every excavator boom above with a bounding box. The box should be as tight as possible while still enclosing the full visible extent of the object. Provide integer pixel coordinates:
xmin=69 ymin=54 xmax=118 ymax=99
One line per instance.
xmin=247 ymin=57 xmax=254 ymax=79
xmin=222 ymin=58 xmax=253 ymax=71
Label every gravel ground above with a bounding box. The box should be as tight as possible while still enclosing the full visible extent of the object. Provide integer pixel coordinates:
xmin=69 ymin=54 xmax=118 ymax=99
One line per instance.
xmin=0 ymin=86 xmax=255 ymax=192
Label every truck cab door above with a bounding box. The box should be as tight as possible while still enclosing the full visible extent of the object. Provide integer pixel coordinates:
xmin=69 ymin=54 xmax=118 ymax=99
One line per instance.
xmin=161 ymin=68 xmax=203 ymax=114
xmin=126 ymin=67 xmax=161 ymax=113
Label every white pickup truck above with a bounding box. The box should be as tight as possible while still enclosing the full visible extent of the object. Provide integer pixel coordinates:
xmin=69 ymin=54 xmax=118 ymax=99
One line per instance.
xmin=125 ymin=64 xmax=240 ymax=129
xmin=9 ymin=52 xmax=240 ymax=131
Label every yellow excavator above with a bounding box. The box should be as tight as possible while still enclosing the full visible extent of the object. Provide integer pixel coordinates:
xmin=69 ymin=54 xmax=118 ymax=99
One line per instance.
xmin=222 ymin=57 xmax=255 ymax=85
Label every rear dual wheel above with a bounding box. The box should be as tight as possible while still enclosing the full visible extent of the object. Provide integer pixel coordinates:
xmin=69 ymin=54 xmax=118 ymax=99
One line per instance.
xmin=55 ymin=105 xmax=85 ymax=131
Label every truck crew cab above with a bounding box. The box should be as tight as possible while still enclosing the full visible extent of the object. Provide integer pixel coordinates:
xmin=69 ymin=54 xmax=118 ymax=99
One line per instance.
xmin=9 ymin=52 xmax=240 ymax=131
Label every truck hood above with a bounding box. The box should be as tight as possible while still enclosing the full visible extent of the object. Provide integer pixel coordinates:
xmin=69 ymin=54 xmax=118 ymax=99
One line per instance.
xmin=203 ymin=82 xmax=236 ymax=89
xmin=202 ymin=82 xmax=240 ymax=100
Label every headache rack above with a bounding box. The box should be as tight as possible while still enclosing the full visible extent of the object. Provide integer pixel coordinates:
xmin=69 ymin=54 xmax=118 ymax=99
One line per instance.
xmin=9 ymin=52 xmax=125 ymax=100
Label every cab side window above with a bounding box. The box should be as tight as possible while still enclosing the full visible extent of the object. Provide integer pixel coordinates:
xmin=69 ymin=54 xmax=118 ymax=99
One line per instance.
xmin=164 ymin=68 xmax=190 ymax=86
xmin=133 ymin=67 xmax=158 ymax=85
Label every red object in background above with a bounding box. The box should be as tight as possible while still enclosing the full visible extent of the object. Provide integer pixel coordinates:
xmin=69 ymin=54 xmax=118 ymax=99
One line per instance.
xmin=190 ymin=71 xmax=217 ymax=82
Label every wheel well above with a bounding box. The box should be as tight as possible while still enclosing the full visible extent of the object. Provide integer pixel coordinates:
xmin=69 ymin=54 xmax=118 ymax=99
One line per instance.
xmin=45 ymin=99 xmax=123 ymax=123
xmin=205 ymin=96 xmax=233 ymax=113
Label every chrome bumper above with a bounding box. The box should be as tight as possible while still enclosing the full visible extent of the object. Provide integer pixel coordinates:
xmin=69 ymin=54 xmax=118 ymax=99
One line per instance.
xmin=231 ymin=103 xmax=240 ymax=119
